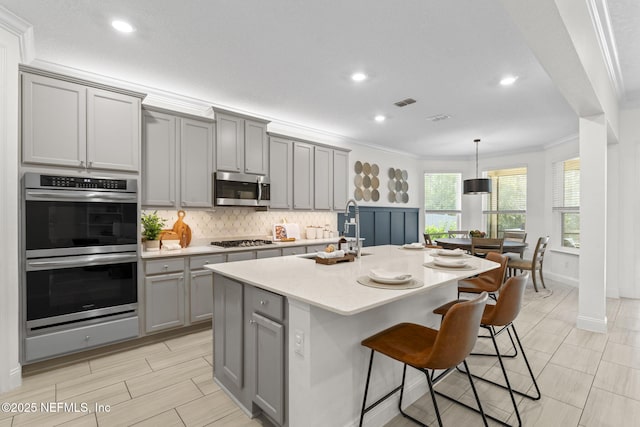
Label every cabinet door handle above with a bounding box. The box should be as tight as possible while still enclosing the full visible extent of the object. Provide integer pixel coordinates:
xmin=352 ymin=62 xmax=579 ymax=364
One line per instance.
xmin=79 ymin=160 xmax=84 ymax=167
xmin=249 ymin=319 xmax=256 ymax=325
xmin=88 ymin=161 xmax=93 ymax=167
xmin=163 ymin=265 xmax=168 ymax=270
xmin=260 ymin=300 xmax=267 ymax=306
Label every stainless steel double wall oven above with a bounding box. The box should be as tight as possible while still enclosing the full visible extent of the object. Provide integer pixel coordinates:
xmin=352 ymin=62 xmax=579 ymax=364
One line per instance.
xmin=22 ymin=173 xmax=139 ymax=338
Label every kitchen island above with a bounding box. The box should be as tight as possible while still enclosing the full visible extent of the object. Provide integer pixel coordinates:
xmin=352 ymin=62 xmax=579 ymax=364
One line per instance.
xmin=206 ymin=245 xmax=498 ymax=427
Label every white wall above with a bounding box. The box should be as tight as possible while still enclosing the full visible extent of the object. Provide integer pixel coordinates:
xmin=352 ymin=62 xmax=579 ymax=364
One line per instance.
xmin=0 ymin=23 xmax=22 ymax=392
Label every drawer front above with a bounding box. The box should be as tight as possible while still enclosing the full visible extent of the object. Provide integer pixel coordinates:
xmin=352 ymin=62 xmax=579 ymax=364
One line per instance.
xmin=227 ymin=251 xmax=256 ymax=262
xmin=281 ymin=246 xmax=304 ymax=256
xmin=256 ymin=248 xmax=282 ymax=259
xmin=251 ymin=287 xmax=284 ymax=321
xmin=145 ymin=257 xmax=185 ymax=275
xmin=25 ymin=316 xmax=139 ymax=362
xmin=190 ymin=254 xmax=226 ymax=270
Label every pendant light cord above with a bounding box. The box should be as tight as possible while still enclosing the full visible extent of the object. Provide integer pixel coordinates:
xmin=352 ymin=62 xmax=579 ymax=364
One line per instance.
xmin=474 ymin=138 xmax=480 ymax=178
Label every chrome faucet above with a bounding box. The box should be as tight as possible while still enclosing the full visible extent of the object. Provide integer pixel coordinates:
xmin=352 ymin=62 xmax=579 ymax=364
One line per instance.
xmin=343 ymin=199 xmax=361 ymax=258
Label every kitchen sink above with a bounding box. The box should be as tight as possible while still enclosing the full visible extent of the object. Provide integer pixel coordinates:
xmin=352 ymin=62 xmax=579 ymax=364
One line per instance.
xmin=298 ymin=252 xmax=372 ymax=259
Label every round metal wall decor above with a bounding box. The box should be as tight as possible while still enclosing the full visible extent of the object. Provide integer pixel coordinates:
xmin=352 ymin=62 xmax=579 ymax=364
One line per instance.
xmin=353 ymin=161 xmax=380 ymax=203
xmin=387 ymin=168 xmax=409 ymax=203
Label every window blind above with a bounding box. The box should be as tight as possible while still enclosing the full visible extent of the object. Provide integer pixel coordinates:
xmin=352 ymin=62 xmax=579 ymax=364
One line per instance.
xmin=552 ymin=158 xmax=580 ymax=212
xmin=424 ymin=173 xmax=461 ymax=212
xmin=482 ymin=167 xmax=527 ymax=214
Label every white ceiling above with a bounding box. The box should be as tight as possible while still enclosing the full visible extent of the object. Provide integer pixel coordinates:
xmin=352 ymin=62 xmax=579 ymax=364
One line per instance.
xmin=1 ymin=0 xmax=637 ymax=158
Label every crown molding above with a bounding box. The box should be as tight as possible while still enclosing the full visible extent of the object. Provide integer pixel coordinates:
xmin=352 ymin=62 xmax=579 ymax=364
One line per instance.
xmin=0 ymin=6 xmax=35 ymax=63
xmin=587 ymin=0 xmax=625 ymax=101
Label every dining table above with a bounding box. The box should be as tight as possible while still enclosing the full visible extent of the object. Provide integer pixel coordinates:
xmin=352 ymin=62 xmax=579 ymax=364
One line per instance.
xmin=435 ymin=237 xmax=527 ymax=256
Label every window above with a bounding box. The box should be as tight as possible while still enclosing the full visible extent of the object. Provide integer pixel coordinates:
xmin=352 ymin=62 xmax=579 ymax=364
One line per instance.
xmin=424 ymin=173 xmax=461 ymax=238
xmin=483 ymin=167 xmax=527 ymax=237
xmin=553 ymin=158 xmax=580 ymax=248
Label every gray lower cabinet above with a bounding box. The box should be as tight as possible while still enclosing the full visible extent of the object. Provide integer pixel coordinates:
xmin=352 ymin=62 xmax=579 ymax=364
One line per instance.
xmin=189 ymin=254 xmax=224 ymax=323
xmin=145 ymin=272 xmax=185 ymax=333
xmin=227 ymin=251 xmax=257 ymax=262
xmin=213 ymin=274 xmax=287 ymax=426
xmin=144 ymin=257 xmax=186 ymax=333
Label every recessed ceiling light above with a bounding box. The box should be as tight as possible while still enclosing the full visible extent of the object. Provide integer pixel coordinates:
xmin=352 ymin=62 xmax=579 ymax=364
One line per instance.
xmin=111 ymin=20 xmax=135 ymax=33
xmin=351 ymin=72 xmax=368 ymax=82
xmin=374 ymin=115 xmax=386 ymax=122
xmin=500 ymin=75 xmax=518 ymax=86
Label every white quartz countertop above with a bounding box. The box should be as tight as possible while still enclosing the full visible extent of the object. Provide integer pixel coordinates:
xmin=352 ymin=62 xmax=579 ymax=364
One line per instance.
xmin=139 ymin=237 xmax=342 ymax=259
xmin=205 ymin=245 xmax=498 ymax=316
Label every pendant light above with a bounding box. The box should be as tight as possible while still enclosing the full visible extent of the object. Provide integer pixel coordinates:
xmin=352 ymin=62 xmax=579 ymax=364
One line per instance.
xmin=463 ymin=139 xmax=492 ymax=194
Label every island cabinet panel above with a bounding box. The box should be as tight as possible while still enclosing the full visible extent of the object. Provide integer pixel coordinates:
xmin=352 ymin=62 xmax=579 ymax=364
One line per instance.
xmin=250 ymin=312 xmax=284 ymax=426
xmin=214 ymin=275 xmax=245 ymax=392
xmin=213 ymin=274 xmax=287 ymax=425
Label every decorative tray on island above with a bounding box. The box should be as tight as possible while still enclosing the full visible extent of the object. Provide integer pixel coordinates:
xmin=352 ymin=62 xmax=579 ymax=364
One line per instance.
xmin=315 ymin=254 xmax=356 ymax=265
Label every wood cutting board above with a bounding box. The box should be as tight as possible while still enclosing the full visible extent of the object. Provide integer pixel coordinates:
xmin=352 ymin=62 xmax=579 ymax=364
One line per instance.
xmin=172 ymin=210 xmax=192 ymax=248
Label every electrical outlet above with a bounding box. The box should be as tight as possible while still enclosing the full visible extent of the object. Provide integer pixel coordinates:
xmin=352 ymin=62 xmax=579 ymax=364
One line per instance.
xmin=294 ymin=329 xmax=304 ymax=357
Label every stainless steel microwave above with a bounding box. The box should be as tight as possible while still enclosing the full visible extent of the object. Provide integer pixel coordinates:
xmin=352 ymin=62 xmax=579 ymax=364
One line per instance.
xmin=214 ymin=172 xmax=270 ymax=207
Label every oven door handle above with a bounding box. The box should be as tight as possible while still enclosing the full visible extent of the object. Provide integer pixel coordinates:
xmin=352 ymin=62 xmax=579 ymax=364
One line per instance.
xmin=27 ymin=253 xmax=138 ymax=270
xmin=26 ymin=189 xmax=137 ymax=202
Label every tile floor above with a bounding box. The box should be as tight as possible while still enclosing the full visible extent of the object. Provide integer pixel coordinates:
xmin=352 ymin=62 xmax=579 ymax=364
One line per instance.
xmin=1 ymin=279 xmax=639 ymax=426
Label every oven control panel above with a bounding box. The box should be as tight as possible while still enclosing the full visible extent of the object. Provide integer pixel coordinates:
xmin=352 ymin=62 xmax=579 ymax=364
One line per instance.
xmin=39 ymin=175 xmax=128 ymax=190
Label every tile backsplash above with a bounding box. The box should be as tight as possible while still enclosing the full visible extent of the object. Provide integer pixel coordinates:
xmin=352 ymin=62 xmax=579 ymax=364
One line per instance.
xmin=144 ymin=208 xmax=338 ymax=243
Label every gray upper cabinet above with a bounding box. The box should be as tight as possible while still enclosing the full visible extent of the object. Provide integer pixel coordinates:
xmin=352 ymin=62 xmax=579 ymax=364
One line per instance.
xmin=21 ymin=72 xmax=142 ymax=172
xmin=87 ymin=88 xmax=140 ymax=171
xmin=215 ymin=110 xmax=269 ymax=175
xmin=216 ymin=113 xmax=243 ymax=173
xmin=313 ymin=146 xmax=333 ymax=210
xmin=268 ymin=137 xmax=293 ymax=209
xmin=244 ymin=120 xmax=269 ymax=175
xmin=333 ymin=150 xmax=349 ymax=210
xmin=142 ymin=110 xmax=177 ymax=206
xmin=142 ymin=108 xmax=214 ymax=208
xmin=180 ymin=118 xmax=214 ymax=207
xmin=293 ymin=142 xmax=314 ymax=210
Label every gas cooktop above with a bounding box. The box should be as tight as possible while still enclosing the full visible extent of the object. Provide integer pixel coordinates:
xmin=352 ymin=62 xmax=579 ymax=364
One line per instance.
xmin=210 ymin=239 xmax=274 ymax=248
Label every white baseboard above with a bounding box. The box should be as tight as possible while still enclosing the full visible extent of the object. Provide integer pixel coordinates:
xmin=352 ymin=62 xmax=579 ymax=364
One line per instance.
xmin=343 ymin=373 xmax=429 ymax=427
xmin=576 ymin=315 xmax=608 ymax=333
xmin=1 ymin=364 xmax=22 ymax=393
xmin=544 ymin=272 xmax=579 ymax=287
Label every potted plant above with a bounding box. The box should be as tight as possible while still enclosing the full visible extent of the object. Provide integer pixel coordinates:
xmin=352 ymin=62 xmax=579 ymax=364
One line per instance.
xmin=141 ymin=211 xmax=166 ymax=251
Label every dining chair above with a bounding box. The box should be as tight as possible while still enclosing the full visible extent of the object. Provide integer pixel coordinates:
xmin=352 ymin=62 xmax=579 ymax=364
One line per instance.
xmin=470 ymin=237 xmax=504 ymax=257
xmin=359 ymin=293 xmax=489 ymax=427
xmin=434 ymin=274 xmax=540 ymax=426
xmin=458 ymin=252 xmax=508 ymax=299
xmin=447 ymin=230 xmax=469 ymax=238
xmin=423 ymin=233 xmax=443 ymax=249
xmin=503 ymin=231 xmax=527 ymax=259
xmin=508 ymin=236 xmax=549 ymax=292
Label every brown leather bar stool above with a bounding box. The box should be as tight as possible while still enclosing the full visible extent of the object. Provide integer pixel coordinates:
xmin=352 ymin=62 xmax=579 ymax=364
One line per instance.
xmin=434 ymin=275 xmax=541 ymax=426
xmin=458 ymin=252 xmax=508 ymax=300
xmin=359 ymin=293 xmax=489 ymax=427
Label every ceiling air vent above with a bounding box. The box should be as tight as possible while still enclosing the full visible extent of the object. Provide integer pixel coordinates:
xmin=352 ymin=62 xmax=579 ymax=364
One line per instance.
xmin=426 ymin=114 xmax=451 ymax=122
xmin=394 ymin=98 xmax=417 ymax=107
